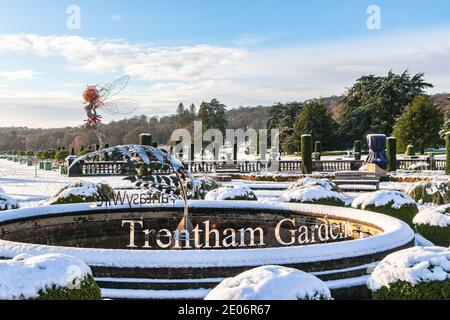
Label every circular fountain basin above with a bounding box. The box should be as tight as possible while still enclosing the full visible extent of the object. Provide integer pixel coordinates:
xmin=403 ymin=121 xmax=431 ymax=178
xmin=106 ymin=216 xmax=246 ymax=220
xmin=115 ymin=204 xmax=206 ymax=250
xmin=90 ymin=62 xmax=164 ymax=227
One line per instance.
xmin=0 ymin=201 xmax=414 ymax=300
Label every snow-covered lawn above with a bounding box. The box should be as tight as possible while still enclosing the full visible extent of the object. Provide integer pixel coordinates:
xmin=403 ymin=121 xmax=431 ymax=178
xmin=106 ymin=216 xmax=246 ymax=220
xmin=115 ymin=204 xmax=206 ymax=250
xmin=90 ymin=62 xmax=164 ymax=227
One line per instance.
xmin=0 ymin=159 xmax=126 ymax=208
xmin=0 ymin=158 xmax=443 ymax=210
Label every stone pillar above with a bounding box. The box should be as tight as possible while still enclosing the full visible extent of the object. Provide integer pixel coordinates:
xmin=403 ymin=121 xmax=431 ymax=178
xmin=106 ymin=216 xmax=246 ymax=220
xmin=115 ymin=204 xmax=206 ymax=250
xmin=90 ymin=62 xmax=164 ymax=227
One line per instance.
xmin=429 ymin=153 xmax=435 ymax=171
xmin=177 ymin=140 xmax=184 ymax=159
xmin=446 ymin=133 xmax=450 ymax=175
xmin=313 ymin=141 xmax=321 ymax=161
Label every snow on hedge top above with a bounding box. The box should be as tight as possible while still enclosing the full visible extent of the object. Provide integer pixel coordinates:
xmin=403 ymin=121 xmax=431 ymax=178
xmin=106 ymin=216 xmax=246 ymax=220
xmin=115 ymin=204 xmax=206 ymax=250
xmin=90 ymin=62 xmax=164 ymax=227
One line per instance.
xmin=205 ymin=265 xmax=331 ymax=300
xmin=368 ymin=247 xmax=450 ymax=291
xmin=279 ymin=187 xmax=346 ymax=204
xmin=205 ymin=187 xmax=257 ymax=201
xmin=413 ymin=206 xmax=450 ymax=228
xmin=406 ymin=180 xmax=446 ymax=196
xmin=0 ymin=253 xmax=92 ymax=300
xmin=279 ymin=178 xmax=347 ymax=204
xmin=43 ymin=181 xmax=108 ymax=205
xmin=0 ymin=194 xmax=19 ymax=211
xmin=289 ymin=178 xmax=338 ymax=191
xmin=352 ymin=190 xmax=416 ymax=210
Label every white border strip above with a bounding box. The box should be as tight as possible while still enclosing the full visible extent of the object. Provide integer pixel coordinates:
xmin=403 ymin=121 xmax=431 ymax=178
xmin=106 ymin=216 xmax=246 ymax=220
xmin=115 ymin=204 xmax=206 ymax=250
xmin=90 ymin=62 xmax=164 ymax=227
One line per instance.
xmin=95 ymin=277 xmax=225 ymax=284
xmin=100 ymin=275 xmax=371 ymax=299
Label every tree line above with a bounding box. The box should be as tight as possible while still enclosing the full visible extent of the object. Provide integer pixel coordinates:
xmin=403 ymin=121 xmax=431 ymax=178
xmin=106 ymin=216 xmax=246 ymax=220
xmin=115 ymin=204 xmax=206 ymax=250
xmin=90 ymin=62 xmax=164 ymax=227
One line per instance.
xmin=0 ymin=70 xmax=449 ymax=155
xmin=267 ymin=71 xmax=449 ymax=154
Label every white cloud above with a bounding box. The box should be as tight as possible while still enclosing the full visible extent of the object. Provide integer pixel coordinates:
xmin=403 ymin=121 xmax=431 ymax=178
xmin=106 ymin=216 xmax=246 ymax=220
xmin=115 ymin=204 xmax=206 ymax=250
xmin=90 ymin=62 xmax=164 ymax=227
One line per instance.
xmin=111 ymin=15 xmax=123 ymax=22
xmin=0 ymin=33 xmax=248 ymax=78
xmin=0 ymin=69 xmax=39 ymax=80
xmin=1 ymin=26 xmax=450 ymax=127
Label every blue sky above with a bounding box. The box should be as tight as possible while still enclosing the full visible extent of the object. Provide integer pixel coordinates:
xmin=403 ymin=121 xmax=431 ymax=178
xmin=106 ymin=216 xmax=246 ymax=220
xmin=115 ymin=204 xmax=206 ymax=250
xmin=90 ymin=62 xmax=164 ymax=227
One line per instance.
xmin=0 ymin=0 xmax=449 ymax=127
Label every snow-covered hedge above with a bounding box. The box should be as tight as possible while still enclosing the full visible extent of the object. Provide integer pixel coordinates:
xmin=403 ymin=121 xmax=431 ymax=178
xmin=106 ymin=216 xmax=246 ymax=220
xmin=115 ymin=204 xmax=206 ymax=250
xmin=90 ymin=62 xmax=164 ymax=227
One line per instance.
xmin=205 ymin=187 xmax=257 ymax=201
xmin=279 ymin=178 xmax=348 ymax=207
xmin=205 ymin=265 xmax=332 ymax=300
xmin=407 ymin=180 xmax=450 ymax=205
xmin=352 ymin=191 xmax=418 ymax=226
xmin=44 ymin=181 xmax=114 ymax=205
xmin=0 ymin=194 xmax=19 ymax=211
xmin=0 ymin=254 xmax=101 ymax=300
xmin=195 ymin=177 xmax=221 ymax=200
xmin=368 ymin=247 xmax=450 ymax=300
xmin=0 ymin=187 xmax=19 ymax=211
xmin=413 ymin=206 xmax=450 ymax=246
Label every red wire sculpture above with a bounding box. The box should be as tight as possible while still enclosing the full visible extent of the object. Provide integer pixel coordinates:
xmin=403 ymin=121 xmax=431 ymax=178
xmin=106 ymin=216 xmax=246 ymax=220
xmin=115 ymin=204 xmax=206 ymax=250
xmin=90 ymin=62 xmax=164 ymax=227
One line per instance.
xmin=83 ymin=75 xmax=138 ymax=128
xmin=82 ymin=76 xmax=139 ymax=147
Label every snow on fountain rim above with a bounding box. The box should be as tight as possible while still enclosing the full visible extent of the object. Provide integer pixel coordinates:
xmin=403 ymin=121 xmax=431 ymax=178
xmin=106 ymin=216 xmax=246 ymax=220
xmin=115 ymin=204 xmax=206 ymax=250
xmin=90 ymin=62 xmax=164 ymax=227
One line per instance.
xmin=0 ymin=253 xmax=92 ymax=300
xmin=0 ymin=201 xmax=415 ymax=269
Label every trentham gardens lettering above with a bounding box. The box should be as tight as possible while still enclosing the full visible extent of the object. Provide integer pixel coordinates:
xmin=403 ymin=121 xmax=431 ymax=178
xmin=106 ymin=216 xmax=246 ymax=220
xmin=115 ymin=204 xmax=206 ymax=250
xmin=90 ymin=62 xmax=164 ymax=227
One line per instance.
xmin=121 ymin=219 xmax=355 ymax=249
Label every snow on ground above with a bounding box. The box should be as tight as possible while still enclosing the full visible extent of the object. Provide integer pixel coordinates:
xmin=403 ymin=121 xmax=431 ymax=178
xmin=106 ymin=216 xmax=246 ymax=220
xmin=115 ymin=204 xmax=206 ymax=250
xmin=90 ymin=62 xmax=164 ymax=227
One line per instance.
xmin=0 ymin=158 xmax=444 ymax=210
xmin=368 ymin=247 xmax=450 ymax=291
xmin=204 ymin=265 xmax=331 ymax=300
xmin=415 ymin=234 xmax=435 ymax=247
xmin=0 ymin=159 xmax=126 ymax=208
xmin=0 ymin=253 xmax=92 ymax=300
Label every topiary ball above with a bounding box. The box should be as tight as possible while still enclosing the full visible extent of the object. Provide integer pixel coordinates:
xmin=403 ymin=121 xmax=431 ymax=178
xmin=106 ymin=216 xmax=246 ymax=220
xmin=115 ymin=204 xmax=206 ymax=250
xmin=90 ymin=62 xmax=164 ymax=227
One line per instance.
xmin=278 ymin=178 xmax=349 ymax=207
xmin=368 ymin=247 xmax=450 ymax=300
xmin=413 ymin=206 xmax=450 ymax=246
xmin=406 ymin=180 xmax=450 ymax=205
xmin=205 ymin=265 xmax=332 ymax=300
xmin=205 ymin=187 xmax=257 ymax=201
xmin=0 ymin=254 xmax=101 ymax=300
xmin=44 ymin=181 xmax=114 ymax=205
xmin=352 ymin=191 xmax=418 ymax=227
